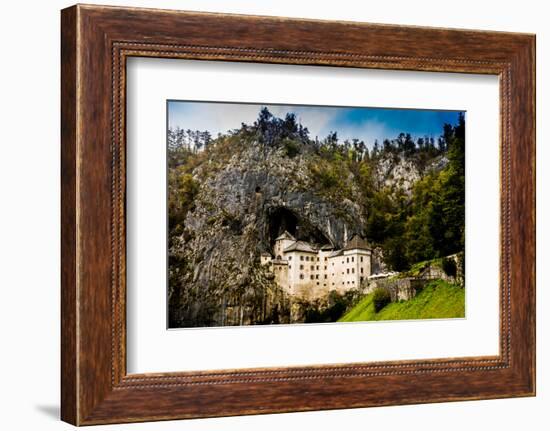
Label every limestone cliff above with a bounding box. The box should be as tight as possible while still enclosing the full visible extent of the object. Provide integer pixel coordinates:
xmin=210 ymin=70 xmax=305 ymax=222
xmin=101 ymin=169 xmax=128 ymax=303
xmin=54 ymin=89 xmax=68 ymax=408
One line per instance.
xmin=168 ymin=136 xmax=450 ymax=328
xmin=374 ymin=153 xmax=448 ymax=196
xmin=169 ymin=141 xmax=367 ymax=327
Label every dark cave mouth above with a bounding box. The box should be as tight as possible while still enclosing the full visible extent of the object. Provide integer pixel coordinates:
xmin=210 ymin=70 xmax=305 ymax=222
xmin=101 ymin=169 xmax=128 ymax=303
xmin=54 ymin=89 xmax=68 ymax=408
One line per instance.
xmin=267 ymin=207 xmax=330 ymax=248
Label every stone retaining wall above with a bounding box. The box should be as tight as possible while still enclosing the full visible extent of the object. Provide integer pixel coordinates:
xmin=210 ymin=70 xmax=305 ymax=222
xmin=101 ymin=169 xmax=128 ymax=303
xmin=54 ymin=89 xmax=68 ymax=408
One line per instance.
xmin=366 ymin=277 xmax=429 ymax=301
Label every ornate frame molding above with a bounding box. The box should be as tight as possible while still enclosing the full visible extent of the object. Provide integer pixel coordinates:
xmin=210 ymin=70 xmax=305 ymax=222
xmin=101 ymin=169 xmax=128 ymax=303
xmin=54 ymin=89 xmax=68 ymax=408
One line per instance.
xmin=61 ymin=5 xmax=535 ymax=425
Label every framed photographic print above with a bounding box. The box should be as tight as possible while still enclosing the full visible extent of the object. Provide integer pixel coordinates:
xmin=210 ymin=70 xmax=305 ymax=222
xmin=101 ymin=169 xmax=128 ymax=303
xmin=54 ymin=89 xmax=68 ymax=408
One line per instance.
xmin=61 ymin=4 xmax=535 ymax=425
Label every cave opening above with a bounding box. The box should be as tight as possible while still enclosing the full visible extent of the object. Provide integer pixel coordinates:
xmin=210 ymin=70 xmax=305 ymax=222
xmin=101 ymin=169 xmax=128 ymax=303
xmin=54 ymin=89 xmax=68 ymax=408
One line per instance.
xmin=267 ymin=207 xmax=330 ymax=248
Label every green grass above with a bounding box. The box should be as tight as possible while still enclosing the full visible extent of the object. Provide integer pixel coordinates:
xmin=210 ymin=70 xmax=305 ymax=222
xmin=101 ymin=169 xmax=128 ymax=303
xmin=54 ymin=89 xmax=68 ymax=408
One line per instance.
xmin=338 ymin=280 xmax=465 ymax=322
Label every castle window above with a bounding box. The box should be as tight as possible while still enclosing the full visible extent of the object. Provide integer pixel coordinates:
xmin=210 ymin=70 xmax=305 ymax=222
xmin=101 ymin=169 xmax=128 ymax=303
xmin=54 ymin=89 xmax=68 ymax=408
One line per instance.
xmin=324 ymin=274 xmax=327 ymax=279
xmin=352 ymin=257 xmax=354 ymax=262
xmin=316 ymin=265 xmax=319 ymax=270
xmin=288 ymin=256 xmax=292 ymax=260
xmin=360 ymin=256 xmax=363 ymax=262
xmin=300 ymin=274 xmax=304 ymax=279
xmin=346 ymin=257 xmax=349 ymax=263
xmin=310 ymin=275 xmax=314 ymax=280
xmin=324 ymin=257 xmax=328 ymax=261
xmin=360 ymin=267 xmax=363 ymax=273
xmin=310 ymin=265 xmax=314 ymax=270
xmin=316 ymin=282 xmax=319 ymax=285
xmin=300 ymin=256 xmax=304 ymax=261
xmin=360 ymin=276 xmax=364 ymax=282
xmin=277 ymin=255 xmax=282 ymax=260
xmin=352 ymin=268 xmax=355 ymax=274
xmin=317 ymin=257 xmax=320 ymax=261
xmin=289 ymin=265 xmax=291 ymax=269
xmin=352 ymin=281 xmax=355 ymax=284
xmin=316 ymin=275 xmax=319 ymax=279
xmin=324 ymin=266 xmax=327 ymax=270
xmin=346 ymin=268 xmax=349 ymax=274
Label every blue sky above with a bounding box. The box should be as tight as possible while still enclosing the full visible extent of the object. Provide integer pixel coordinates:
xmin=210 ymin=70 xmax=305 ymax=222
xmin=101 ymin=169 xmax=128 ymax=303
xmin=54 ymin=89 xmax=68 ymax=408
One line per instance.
xmin=168 ymin=101 xmax=463 ymax=148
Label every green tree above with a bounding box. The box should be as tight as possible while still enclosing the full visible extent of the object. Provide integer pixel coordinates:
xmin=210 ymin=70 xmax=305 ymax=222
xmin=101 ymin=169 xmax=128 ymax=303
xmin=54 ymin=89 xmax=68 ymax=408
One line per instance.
xmin=430 ymin=114 xmax=465 ymax=256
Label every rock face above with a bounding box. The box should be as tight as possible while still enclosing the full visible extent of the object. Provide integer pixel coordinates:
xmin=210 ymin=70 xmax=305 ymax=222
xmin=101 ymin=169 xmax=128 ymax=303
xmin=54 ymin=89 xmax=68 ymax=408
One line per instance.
xmin=371 ymin=247 xmax=388 ymax=274
xmin=374 ymin=153 xmax=448 ymax=196
xmin=169 ymin=142 xmax=366 ymax=327
xmin=374 ymin=154 xmax=421 ymax=196
xmin=168 ymin=140 xmax=449 ymax=328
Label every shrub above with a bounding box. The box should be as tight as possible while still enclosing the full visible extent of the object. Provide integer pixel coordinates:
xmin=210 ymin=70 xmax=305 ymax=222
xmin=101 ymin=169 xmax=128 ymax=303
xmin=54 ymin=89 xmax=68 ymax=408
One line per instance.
xmin=303 ymin=290 xmax=352 ymax=323
xmin=281 ymin=138 xmax=301 ymax=158
xmin=312 ymin=163 xmax=339 ymax=189
xmin=372 ymin=288 xmax=392 ymax=312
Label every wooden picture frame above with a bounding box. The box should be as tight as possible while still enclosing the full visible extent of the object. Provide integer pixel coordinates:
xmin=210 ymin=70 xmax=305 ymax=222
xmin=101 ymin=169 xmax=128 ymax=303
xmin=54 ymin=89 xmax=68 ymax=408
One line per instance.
xmin=61 ymin=4 xmax=535 ymax=425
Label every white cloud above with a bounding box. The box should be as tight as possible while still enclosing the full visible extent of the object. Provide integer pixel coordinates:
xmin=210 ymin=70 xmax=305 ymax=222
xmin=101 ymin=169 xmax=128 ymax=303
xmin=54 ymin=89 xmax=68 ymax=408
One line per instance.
xmin=169 ymin=102 xmax=260 ymax=136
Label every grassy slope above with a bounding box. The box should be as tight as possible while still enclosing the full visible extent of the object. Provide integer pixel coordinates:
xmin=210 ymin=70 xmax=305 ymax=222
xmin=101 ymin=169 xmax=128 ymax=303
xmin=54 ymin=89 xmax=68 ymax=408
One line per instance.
xmin=338 ymin=280 xmax=465 ymax=322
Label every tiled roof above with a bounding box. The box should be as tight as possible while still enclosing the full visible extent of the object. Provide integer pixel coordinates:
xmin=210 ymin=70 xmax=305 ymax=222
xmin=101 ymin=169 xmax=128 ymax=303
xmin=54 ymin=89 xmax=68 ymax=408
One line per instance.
xmin=283 ymin=241 xmax=317 ymax=253
xmin=343 ymin=235 xmax=371 ymax=251
xmin=274 ymin=230 xmax=296 ymax=241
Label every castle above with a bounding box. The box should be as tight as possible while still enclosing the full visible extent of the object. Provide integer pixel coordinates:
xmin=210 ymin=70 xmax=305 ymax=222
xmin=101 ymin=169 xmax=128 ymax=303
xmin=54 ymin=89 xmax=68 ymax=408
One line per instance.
xmin=260 ymin=231 xmax=372 ymax=300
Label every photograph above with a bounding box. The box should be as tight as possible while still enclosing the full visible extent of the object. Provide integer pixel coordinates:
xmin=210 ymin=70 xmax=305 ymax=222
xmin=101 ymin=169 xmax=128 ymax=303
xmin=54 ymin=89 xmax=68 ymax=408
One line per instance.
xmin=167 ymin=101 xmax=466 ymax=328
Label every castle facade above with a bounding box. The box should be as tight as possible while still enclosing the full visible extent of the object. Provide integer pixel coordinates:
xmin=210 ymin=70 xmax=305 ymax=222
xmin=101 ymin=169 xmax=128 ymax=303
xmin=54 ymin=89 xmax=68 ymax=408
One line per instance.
xmin=261 ymin=231 xmax=372 ymax=300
